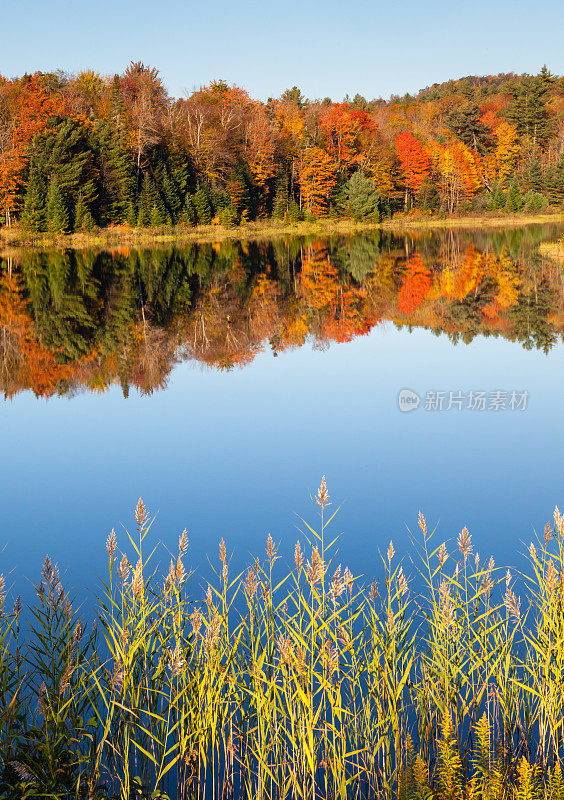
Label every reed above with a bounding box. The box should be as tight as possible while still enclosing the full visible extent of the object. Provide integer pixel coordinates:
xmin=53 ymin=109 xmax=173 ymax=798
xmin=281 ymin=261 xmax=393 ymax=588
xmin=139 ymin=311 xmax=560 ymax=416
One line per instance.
xmin=3 ymin=482 xmax=564 ymax=799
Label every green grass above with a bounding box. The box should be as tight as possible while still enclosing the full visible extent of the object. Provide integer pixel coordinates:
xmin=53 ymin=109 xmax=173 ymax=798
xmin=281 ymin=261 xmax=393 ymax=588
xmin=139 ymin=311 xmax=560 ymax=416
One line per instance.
xmin=2 ymin=481 xmax=564 ymax=798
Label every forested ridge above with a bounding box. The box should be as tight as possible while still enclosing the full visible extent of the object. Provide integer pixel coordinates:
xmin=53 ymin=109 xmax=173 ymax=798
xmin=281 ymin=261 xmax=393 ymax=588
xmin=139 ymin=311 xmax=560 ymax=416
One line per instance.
xmin=1 ymin=64 xmax=564 ymax=232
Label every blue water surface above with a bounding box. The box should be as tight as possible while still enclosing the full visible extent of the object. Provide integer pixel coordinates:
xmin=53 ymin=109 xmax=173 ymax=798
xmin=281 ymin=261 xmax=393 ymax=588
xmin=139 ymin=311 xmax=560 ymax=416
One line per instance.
xmin=1 ymin=321 xmax=562 ymax=603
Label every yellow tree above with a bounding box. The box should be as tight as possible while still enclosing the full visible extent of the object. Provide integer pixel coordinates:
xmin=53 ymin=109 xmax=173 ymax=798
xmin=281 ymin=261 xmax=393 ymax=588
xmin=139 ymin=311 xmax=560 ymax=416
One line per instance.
xmin=299 ymin=147 xmax=337 ymax=216
xmin=434 ymin=139 xmax=481 ymax=213
xmin=493 ymin=122 xmax=519 ymax=184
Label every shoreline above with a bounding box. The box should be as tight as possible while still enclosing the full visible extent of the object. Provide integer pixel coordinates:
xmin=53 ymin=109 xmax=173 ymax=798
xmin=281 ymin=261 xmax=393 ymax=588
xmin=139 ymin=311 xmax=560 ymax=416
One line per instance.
xmin=1 ymin=212 xmax=563 ymax=255
xmin=539 ymin=241 xmax=564 ymax=265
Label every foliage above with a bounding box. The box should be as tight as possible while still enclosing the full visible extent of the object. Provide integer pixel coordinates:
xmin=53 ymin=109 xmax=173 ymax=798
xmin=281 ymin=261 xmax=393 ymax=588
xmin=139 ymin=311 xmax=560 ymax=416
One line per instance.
xmin=1 ymin=65 xmax=564 ymax=228
xmin=299 ymin=147 xmax=337 ymax=216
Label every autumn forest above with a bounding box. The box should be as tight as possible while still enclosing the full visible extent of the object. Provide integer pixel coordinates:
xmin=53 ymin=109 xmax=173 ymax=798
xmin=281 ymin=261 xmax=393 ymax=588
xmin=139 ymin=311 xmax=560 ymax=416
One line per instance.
xmin=1 ymin=64 xmax=564 ymax=233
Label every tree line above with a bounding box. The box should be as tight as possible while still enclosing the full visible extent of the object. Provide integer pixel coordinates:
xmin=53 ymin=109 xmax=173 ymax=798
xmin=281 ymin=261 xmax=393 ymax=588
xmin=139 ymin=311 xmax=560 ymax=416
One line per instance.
xmin=1 ymin=64 xmax=564 ymax=232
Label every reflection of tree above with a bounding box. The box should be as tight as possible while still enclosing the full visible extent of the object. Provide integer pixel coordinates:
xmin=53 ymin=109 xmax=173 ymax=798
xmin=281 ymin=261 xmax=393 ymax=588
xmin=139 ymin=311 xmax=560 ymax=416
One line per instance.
xmin=397 ymin=254 xmax=432 ymax=314
xmin=22 ymin=251 xmax=98 ymax=360
xmin=331 ymin=235 xmax=381 ymax=283
xmin=506 ymin=282 xmax=558 ymax=353
xmin=1 ymin=229 xmax=563 ymax=397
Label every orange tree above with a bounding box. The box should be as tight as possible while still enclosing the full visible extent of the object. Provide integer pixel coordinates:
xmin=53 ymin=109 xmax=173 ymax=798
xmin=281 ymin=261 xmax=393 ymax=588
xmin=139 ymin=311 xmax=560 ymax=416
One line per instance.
xmin=299 ymin=147 xmax=337 ymax=216
xmin=395 ymin=131 xmax=430 ymax=209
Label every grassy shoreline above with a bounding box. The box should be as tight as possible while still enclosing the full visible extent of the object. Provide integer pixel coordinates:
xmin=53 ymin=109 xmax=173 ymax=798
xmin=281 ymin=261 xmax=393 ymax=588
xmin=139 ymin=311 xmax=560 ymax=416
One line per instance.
xmin=1 ymin=211 xmax=563 ymax=255
xmin=539 ymin=239 xmax=564 ymax=264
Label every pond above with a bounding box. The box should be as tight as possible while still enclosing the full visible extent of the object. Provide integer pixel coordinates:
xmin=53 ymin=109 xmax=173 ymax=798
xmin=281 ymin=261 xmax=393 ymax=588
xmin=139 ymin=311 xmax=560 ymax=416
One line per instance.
xmin=1 ymin=223 xmax=564 ymax=602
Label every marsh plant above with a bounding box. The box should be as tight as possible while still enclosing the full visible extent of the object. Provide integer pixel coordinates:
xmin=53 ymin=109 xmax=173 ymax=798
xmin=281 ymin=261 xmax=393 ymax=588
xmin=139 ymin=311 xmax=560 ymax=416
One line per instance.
xmin=3 ymin=480 xmax=564 ymax=799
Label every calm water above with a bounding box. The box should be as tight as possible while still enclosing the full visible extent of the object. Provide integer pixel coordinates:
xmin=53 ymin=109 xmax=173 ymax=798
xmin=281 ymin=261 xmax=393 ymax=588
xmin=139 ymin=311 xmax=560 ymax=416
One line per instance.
xmin=2 ymin=224 xmax=564 ymax=601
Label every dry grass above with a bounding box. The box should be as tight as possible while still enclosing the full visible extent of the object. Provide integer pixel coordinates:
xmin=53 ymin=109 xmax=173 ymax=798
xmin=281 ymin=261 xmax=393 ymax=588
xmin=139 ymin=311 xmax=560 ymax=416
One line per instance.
xmin=1 ymin=212 xmax=563 ymax=256
xmin=539 ymin=240 xmax=564 ymax=265
xmin=1 ymin=482 xmax=564 ymax=798
xmin=383 ymin=212 xmax=564 ymax=231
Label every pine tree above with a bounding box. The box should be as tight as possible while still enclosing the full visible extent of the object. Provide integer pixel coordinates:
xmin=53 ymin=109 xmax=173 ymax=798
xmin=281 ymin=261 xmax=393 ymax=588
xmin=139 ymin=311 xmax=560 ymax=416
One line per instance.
xmin=137 ymin=173 xmax=154 ymax=227
xmin=20 ymin=168 xmax=46 ymax=231
xmin=527 ymin=159 xmax=545 ymax=192
xmin=104 ymin=132 xmax=136 ymax=222
xmin=504 ymin=179 xmax=523 ymax=213
xmin=507 ymin=72 xmax=553 ymax=149
xmin=193 ymin=184 xmax=213 ymax=224
xmin=74 ymin=191 xmax=95 ymax=231
xmin=546 ymin=155 xmax=564 ymax=204
xmin=29 ymin=118 xmax=98 ymax=225
xmin=126 ymin=201 xmax=137 ymax=227
xmin=179 ymin=197 xmax=196 ymax=226
xmin=487 ymin=183 xmax=506 ymax=210
xmin=149 ymin=202 xmax=165 ymax=226
xmin=445 ymin=102 xmax=492 ymax=153
xmin=272 ymin=178 xmax=289 ymax=219
xmin=339 ymin=171 xmax=380 ymax=220
xmin=45 ymin=177 xmax=69 ymax=233
xmin=523 ymin=190 xmax=547 ymax=212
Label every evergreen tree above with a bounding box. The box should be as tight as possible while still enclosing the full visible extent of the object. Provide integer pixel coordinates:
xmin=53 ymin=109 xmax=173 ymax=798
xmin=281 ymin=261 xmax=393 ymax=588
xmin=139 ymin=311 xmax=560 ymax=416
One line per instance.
xmin=137 ymin=173 xmax=154 ymax=227
xmin=339 ymin=171 xmax=380 ymax=221
xmin=97 ymin=126 xmax=136 ymax=223
xmin=160 ymin=156 xmax=191 ymax=223
xmin=272 ymin=178 xmax=289 ymax=219
xmin=487 ymin=183 xmax=506 ymax=210
xmin=546 ymin=155 xmax=564 ymax=204
xmin=150 ymin=203 xmax=165 ymax=226
xmin=45 ymin=177 xmax=69 ymax=233
xmin=527 ymin=160 xmax=545 ymax=192
xmin=504 ymin=179 xmax=523 ymax=213
xmin=74 ymin=192 xmax=95 ymax=231
xmin=126 ymin=201 xmax=137 ymax=227
xmin=29 ymin=118 xmax=97 ymax=224
xmin=445 ymin=102 xmax=492 ymax=153
xmin=219 ymin=205 xmax=237 ymax=227
xmin=179 ymin=197 xmax=196 ymax=226
xmin=20 ymin=168 xmax=46 ymax=232
xmin=522 ymin=190 xmax=547 ymax=212
xmin=507 ymin=72 xmax=554 ymax=148
xmin=193 ymin=184 xmax=213 ymax=224
xmin=161 ymin=167 xmax=181 ymax=223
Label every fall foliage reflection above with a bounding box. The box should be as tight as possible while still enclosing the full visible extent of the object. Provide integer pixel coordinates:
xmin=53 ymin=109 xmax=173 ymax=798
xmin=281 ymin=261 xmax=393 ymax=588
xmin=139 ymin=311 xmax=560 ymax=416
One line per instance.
xmin=1 ymin=226 xmax=563 ymax=398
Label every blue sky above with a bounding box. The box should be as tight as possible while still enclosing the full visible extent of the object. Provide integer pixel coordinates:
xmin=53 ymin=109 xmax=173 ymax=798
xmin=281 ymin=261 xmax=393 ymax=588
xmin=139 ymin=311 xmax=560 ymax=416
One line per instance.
xmin=1 ymin=0 xmax=562 ymax=101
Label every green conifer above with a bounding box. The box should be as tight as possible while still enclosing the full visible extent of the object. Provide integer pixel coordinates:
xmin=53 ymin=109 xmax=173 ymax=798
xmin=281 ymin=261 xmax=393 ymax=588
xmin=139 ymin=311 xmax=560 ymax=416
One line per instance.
xmin=45 ymin=177 xmax=69 ymax=233
xmin=504 ymin=179 xmax=523 ymax=213
xmin=150 ymin=203 xmax=165 ymax=227
xmin=487 ymin=183 xmax=506 ymax=210
xmin=179 ymin=198 xmax=196 ymax=226
xmin=339 ymin=171 xmax=380 ymax=221
xmin=126 ymin=202 xmax=137 ymax=227
xmin=74 ymin=192 xmax=95 ymax=231
xmin=20 ymin=169 xmax=46 ymax=232
xmin=193 ymin=184 xmax=213 ymax=224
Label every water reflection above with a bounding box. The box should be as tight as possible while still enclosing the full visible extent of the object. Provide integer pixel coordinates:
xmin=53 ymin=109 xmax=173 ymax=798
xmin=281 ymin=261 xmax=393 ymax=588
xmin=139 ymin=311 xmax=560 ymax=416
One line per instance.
xmin=1 ymin=224 xmax=563 ymax=398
